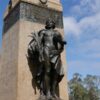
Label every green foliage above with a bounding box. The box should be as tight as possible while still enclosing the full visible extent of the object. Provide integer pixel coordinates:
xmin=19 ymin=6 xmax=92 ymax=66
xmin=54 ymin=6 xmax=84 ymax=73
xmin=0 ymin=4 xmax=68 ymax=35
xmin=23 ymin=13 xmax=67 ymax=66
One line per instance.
xmin=69 ymin=73 xmax=100 ymax=100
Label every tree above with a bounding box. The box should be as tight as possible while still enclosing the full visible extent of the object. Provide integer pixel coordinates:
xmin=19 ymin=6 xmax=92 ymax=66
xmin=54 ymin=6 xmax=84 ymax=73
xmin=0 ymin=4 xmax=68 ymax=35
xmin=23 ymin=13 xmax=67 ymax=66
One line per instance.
xmin=84 ymin=75 xmax=100 ymax=100
xmin=69 ymin=73 xmax=100 ymax=100
xmin=69 ymin=73 xmax=87 ymax=100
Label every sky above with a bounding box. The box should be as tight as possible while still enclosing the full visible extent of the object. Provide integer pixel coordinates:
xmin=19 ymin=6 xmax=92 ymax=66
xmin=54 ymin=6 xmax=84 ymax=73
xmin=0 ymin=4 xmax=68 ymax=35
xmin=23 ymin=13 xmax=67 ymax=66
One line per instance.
xmin=61 ymin=0 xmax=100 ymax=79
xmin=0 ymin=0 xmax=100 ymax=80
xmin=0 ymin=0 xmax=9 ymax=49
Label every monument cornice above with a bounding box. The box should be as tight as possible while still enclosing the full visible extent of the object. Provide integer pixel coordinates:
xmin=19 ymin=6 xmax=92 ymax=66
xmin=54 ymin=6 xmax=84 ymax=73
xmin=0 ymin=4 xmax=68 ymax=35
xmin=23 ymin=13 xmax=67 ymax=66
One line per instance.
xmin=3 ymin=1 xmax=63 ymax=34
xmin=4 ymin=0 xmax=62 ymax=19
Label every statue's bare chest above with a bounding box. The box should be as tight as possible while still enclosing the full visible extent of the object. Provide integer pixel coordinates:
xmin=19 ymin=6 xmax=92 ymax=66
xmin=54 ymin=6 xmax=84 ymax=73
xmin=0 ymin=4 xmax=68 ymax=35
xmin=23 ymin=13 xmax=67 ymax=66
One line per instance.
xmin=42 ymin=31 xmax=55 ymax=47
xmin=44 ymin=31 xmax=54 ymax=37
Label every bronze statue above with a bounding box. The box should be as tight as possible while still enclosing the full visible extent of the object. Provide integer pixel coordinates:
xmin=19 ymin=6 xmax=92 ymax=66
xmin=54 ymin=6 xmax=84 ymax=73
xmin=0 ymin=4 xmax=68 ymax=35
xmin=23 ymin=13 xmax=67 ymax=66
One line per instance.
xmin=27 ymin=18 xmax=66 ymax=100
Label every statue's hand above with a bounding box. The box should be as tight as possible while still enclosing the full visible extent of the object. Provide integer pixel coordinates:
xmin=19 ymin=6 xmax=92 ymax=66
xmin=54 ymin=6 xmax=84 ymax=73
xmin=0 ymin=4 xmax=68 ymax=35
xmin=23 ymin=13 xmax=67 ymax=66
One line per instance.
xmin=50 ymin=50 xmax=61 ymax=56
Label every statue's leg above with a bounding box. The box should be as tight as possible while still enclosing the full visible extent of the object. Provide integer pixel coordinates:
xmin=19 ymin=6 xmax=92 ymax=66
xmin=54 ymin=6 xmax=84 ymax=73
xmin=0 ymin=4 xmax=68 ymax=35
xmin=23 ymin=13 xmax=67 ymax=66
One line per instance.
xmin=50 ymin=64 xmax=59 ymax=99
xmin=44 ymin=61 xmax=52 ymax=99
xmin=51 ymin=76 xmax=58 ymax=97
xmin=36 ymin=64 xmax=47 ymax=100
xmin=43 ymin=47 xmax=52 ymax=99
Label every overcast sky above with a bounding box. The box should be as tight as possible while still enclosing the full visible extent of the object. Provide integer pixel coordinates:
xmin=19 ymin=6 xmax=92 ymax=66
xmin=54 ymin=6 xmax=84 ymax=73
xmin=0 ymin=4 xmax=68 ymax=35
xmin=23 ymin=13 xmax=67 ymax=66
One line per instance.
xmin=0 ymin=0 xmax=100 ymax=80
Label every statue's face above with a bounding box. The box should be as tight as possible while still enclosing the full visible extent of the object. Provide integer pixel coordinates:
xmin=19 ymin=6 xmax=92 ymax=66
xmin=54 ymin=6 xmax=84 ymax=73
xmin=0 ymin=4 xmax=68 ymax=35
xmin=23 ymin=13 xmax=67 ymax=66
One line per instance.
xmin=46 ymin=21 xmax=55 ymax=29
xmin=48 ymin=22 xmax=54 ymax=28
xmin=46 ymin=18 xmax=55 ymax=29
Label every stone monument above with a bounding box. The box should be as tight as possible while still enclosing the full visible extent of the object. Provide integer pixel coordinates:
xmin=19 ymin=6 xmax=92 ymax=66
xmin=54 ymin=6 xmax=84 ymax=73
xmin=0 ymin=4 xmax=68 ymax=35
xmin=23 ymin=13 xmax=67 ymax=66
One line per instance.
xmin=0 ymin=51 xmax=1 ymax=74
xmin=0 ymin=0 xmax=69 ymax=100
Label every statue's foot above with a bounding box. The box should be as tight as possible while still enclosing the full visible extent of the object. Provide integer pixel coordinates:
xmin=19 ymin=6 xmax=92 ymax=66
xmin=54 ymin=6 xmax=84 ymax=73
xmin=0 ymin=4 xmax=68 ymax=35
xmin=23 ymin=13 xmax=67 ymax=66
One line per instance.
xmin=46 ymin=91 xmax=53 ymax=100
xmin=52 ymin=97 xmax=63 ymax=100
xmin=46 ymin=95 xmax=52 ymax=100
xmin=52 ymin=94 xmax=63 ymax=100
xmin=37 ymin=94 xmax=46 ymax=100
xmin=57 ymin=98 xmax=63 ymax=100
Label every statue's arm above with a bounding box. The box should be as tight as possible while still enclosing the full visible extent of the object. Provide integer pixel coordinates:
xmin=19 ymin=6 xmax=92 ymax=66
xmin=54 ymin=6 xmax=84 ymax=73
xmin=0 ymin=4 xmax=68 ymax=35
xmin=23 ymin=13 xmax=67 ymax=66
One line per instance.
xmin=38 ymin=29 xmax=45 ymax=43
xmin=53 ymin=31 xmax=67 ymax=54
xmin=55 ymin=31 xmax=66 ymax=50
xmin=56 ymin=31 xmax=66 ymax=45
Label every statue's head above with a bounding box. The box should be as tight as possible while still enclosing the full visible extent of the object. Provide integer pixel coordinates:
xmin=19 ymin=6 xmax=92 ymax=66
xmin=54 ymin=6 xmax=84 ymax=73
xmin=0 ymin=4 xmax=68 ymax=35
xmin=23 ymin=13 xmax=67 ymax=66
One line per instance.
xmin=45 ymin=18 xmax=55 ymax=29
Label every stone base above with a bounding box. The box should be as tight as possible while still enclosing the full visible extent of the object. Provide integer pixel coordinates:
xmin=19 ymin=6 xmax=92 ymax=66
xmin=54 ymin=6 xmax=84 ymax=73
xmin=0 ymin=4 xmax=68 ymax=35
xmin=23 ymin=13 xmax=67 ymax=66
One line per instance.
xmin=37 ymin=95 xmax=63 ymax=100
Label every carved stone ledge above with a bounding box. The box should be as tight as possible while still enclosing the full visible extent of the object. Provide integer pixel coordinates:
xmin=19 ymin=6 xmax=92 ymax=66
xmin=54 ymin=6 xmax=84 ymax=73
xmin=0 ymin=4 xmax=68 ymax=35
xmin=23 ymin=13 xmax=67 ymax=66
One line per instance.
xmin=3 ymin=1 xmax=63 ymax=34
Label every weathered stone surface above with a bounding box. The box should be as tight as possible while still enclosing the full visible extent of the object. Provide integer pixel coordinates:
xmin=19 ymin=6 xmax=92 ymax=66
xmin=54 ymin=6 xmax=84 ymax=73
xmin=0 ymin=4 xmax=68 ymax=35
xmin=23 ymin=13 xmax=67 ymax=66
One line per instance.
xmin=3 ymin=1 xmax=63 ymax=34
xmin=4 ymin=0 xmax=62 ymax=18
xmin=0 ymin=50 xmax=1 ymax=64
xmin=0 ymin=51 xmax=1 ymax=72
xmin=0 ymin=21 xmax=19 ymax=100
xmin=3 ymin=3 xmax=20 ymax=34
xmin=1 ymin=0 xmax=69 ymax=100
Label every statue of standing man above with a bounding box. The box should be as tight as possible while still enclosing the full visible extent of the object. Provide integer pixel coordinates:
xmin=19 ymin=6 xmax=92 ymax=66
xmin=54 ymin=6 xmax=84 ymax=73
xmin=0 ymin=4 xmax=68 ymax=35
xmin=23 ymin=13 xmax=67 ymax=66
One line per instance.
xmin=27 ymin=18 xmax=66 ymax=100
